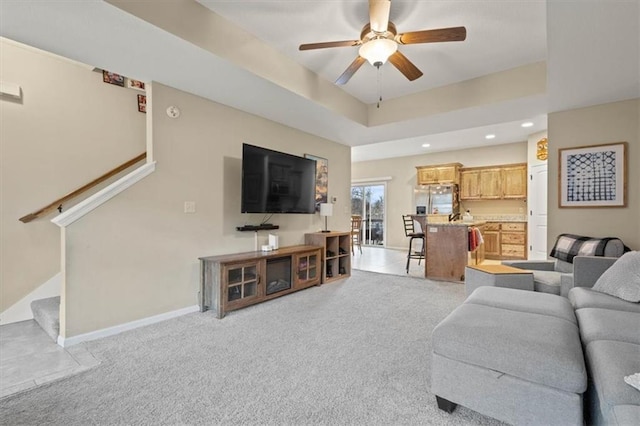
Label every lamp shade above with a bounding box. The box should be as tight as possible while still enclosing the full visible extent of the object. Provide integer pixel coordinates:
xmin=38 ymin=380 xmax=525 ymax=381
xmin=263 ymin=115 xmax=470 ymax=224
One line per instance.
xmin=358 ymin=38 xmax=397 ymax=66
xmin=320 ymin=203 xmax=333 ymax=217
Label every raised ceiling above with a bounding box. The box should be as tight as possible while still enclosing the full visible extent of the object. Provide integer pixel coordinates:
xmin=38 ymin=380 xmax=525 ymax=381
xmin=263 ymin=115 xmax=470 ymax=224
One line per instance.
xmin=1 ymin=1 xmax=638 ymax=162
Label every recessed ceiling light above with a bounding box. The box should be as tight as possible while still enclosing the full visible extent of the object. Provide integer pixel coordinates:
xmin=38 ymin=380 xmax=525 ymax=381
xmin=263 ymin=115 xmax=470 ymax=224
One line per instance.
xmin=422 ymin=143 xmax=431 ymax=148
xmin=521 ymin=122 xmax=534 ymax=128
xmin=485 ymin=134 xmax=496 ymax=140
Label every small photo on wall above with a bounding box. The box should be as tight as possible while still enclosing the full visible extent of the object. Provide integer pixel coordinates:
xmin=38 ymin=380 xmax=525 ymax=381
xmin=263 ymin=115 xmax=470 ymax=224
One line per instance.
xmin=127 ymin=79 xmax=145 ymax=91
xmin=103 ymin=71 xmax=125 ymax=87
xmin=137 ymin=94 xmax=147 ymax=113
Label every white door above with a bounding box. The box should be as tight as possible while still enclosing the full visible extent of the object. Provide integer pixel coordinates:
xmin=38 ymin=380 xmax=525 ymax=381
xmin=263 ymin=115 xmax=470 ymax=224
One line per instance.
xmin=528 ymin=164 xmax=548 ymax=259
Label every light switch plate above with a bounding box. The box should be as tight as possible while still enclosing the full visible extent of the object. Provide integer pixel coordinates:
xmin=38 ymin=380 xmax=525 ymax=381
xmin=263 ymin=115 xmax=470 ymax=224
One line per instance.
xmin=184 ymin=201 xmax=196 ymax=213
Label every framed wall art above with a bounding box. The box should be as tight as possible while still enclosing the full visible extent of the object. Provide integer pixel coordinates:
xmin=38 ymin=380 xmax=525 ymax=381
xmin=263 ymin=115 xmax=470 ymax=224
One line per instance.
xmin=137 ymin=94 xmax=147 ymax=113
xmin=127 ymin=79 xmax=145 ymax=91
xmin=102 ymin=70 xmax=125 ymax=87
xmin=559 ymin=142 xmax=627 ymax=208
xmin=304 ymin=154 xmax=328 ymax=212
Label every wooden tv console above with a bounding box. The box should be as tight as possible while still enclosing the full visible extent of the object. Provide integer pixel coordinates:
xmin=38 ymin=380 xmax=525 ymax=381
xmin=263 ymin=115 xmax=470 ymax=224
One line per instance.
xmin=199 ymin=245 xmax=322 ymax=318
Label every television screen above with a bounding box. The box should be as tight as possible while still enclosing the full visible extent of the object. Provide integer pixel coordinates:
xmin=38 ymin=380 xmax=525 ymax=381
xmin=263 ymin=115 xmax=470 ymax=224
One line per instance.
xmin=241 ymin=143 xmax=317 ymax=214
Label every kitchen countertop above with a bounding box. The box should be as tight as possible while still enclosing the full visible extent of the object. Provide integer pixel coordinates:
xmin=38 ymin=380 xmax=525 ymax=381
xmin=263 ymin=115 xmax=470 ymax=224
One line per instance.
xmin=425 ymin=220 xmax=486 ymax=227
xmin=471 ymin=214 xmax=527 ymax=222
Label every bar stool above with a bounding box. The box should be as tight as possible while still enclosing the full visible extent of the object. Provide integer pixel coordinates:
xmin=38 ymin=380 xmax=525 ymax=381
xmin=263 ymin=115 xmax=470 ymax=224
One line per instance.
xmin=350 ymin=215 xmax=363 ymax=255
xmin=402 ymin=215 xmax=425 ymax=273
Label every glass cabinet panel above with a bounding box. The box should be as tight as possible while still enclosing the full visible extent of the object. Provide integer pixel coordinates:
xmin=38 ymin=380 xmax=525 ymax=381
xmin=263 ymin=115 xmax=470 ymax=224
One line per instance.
xmin=224 ymin=262 xmax=259 ymax=304
xmin=295 ymin=251 xmax=320 ymax=286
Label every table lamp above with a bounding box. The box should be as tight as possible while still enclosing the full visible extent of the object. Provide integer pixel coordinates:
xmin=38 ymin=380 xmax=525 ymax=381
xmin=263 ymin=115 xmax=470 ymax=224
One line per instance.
xmin=320 ymin=203 xmax=333 ymax=233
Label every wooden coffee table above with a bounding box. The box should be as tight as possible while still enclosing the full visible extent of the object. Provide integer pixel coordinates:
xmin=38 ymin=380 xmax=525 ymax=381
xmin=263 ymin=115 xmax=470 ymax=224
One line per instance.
xmin=464 ymin=264 xmax=534 ymax=296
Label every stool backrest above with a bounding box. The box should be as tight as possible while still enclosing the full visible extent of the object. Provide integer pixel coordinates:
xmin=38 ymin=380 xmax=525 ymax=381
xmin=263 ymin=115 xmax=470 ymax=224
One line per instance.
xmin=351 ymin=215 xmax=362 ymax=233
xmin=402 ymin=215 xmax=416 ymax=237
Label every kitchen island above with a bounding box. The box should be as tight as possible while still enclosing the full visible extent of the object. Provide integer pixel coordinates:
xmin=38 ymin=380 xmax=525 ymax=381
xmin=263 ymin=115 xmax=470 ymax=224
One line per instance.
xmin=411 ymin=215 xmax=485 ymax=282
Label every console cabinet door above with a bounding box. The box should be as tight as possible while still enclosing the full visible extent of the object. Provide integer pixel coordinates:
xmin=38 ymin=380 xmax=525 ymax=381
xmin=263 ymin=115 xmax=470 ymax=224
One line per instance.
xmin=293 ymin=250 xmax=320 ymax=289
xmin=223 ymin=261 xmax=262 ymax=311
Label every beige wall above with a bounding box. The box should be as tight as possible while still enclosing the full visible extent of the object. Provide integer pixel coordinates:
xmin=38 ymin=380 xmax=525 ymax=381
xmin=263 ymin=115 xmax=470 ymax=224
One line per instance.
xmin=62 ymin=83 xmax=351 ymax=337
xmin=0 ymin=39 xmax=145 ymax=313
xmin=548 ymin=98 xmax=640 ymax=250
xmin=351 ymin=142 xmax=527 ymax=249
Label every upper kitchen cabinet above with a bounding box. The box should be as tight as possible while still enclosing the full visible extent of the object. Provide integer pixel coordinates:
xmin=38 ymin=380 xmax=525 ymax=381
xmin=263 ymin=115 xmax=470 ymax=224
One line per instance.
xmin=459 ymin=170 xmax=481 ymax=199
xmin=501 ymin=164 xmax=528 ymax=199
xmin=460 ymin=163 xmax=527 ymax=200
xmin=416 ymin=163 xmax=462 ymax=185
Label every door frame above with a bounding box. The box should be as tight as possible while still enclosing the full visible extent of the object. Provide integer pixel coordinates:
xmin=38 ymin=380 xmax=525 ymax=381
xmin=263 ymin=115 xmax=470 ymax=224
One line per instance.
xmin=350 ymin=180 xmax=388 ymax=247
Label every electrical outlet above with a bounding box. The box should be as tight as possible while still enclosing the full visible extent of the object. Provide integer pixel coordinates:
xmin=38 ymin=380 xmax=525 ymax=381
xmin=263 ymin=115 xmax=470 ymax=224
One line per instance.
xmin=184 ymin=201 xmax=196 ymax=213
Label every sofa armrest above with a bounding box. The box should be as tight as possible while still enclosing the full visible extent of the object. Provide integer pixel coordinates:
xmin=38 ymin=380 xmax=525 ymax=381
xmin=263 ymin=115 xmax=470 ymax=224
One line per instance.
xmin=572 ymin=256 xmax=618 ymax=288
xmin=560 ymin=274 xmax=575 ymax=298
xmin=502 ymin=260 xmax=556 ymax=271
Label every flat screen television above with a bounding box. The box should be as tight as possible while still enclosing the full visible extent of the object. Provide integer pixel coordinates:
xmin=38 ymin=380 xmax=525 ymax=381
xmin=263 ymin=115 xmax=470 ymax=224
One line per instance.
xmin=241 ymin=143 xmax=317 ymax=214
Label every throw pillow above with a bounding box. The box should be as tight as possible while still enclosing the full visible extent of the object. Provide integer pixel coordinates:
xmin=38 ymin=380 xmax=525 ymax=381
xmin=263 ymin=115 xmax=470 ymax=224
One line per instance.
xmin=625 ymin=373 xmax=640 ymax=392
xmin=592 ymin=251 xmax=640 ymax=302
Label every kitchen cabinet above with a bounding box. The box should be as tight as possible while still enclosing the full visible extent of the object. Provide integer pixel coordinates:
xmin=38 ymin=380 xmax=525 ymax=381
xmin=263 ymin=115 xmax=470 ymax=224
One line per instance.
xmin=501 ymin=165 xmax=527 ymax=199
xmin=416 ymin=163 xmax=462 ymax=185
xmin=459 ymin=163 xmax=527 ymax=200
xmin=478 ymin=168 xmax=502 ymax=199
xmin=484 ymin=222 xmax=527 ymax=260
xmin=482 ymin=223 xmax=501 ymax=258
xmin=459 ymin=170 xmax=481 ymax=199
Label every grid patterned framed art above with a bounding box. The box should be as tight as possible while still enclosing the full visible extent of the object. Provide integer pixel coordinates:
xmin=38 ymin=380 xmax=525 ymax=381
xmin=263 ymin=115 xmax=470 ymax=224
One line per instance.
xmin=559 ymin=142 xmax=627 ymax=208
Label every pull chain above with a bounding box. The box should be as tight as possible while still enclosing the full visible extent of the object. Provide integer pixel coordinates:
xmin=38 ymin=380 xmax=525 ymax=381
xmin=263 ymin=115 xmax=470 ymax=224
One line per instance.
xmin=376 ymin=64 xmax=383 ymax=109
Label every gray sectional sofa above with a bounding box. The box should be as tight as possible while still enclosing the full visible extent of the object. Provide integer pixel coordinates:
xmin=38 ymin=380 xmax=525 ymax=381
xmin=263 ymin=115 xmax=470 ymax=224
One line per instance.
xmin=432 ymin=253 xmax=640 ymax=425
xmin=503 ymin=237 xmax=625 ymax=296
xmin=568 ymin=256 xmax=640 ymax=425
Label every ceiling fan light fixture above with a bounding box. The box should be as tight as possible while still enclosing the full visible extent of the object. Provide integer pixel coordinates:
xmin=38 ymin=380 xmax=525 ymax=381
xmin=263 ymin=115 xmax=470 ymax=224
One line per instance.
xmin=359 ymin=38 xmax=397 ymax=66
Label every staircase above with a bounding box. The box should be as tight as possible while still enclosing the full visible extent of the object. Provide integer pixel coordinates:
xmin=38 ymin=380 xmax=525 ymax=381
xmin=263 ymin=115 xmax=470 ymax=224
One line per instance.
xmin=30 ymin=296 xmax=60 ymax=342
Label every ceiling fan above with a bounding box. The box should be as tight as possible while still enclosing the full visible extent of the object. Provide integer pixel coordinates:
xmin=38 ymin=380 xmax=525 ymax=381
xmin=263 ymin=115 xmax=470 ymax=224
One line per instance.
xmin=299 ymin=0 xmax=467 ymax=85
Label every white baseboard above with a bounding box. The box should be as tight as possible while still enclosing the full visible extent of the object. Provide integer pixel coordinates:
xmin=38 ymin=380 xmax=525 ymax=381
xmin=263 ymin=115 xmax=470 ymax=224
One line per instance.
xmin=58 ymin=305 xmax=200 ymax=347
xmin=0 ymin=273 xmax=61 ymax=325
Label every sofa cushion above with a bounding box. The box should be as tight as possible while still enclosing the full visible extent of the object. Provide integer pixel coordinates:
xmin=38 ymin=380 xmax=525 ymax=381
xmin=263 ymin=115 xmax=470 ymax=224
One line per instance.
xmin=467 ymin=286 xmax=576 ymax=324
xmin=532 ymin=270 xmax=562 ymax=295
xmin=586 ymin=341 xmax=640 ymax=421
xmin=432 ymin=303 xmax=586 ymax=394
xmin=612 ymin=405 xmax=640 ymax=426
xmin=592 ymin=251 xmax=640 ymax=302
xmin=569 ymin=287 xmax=640 ymax=313
xmin=575 ymin=308 xmax=640 ymax=345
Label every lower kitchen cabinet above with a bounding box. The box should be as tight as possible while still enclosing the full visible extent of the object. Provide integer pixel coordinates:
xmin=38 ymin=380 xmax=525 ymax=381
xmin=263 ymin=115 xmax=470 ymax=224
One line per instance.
xmin=483 ymin=223 xmax=501 ymax=258
xmin=484 ymin=222 xmax=527 ymax=260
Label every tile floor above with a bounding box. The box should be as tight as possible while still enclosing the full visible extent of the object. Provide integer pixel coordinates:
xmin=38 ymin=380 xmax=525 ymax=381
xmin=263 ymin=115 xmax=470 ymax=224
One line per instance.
xmin=351 ymin=245 xmax=427 ymax=278
xmin=0 ymin=319 xmax=100 ymax=399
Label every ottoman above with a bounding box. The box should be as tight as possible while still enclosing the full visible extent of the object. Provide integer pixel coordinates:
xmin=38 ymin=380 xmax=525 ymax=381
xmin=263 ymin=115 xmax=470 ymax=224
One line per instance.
xmin=465 ymin=264 xmax=534 ymax=296
xmin=431 ymin=287 xmax=587 ymax=425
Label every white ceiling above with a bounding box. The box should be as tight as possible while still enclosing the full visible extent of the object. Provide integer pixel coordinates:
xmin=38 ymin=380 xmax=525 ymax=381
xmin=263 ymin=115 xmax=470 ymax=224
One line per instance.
xmin=198 ymin=0 xmax=547 ymax=104
xmin=1 ymin=1 xmax=638 ymax=162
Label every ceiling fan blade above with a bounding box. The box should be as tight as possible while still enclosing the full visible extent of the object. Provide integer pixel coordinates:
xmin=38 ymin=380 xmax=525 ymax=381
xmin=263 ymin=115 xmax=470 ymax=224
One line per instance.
xmin=335 ymin=56 xmax=367 ymax=85
xmin=369 ymin=0 xmax=391 ymax=33
xmin=397 ymin=26 xmax=467 ymax=45
xmin=299 ymin=40 xmax=361 ymax=51
xmin=388 ymin=51 xmax=423 ymax=81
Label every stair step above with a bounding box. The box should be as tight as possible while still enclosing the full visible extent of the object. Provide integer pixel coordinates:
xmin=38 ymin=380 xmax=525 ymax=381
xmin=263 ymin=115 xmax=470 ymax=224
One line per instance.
xmin=30 ymin=296 xmax=60 ymax=342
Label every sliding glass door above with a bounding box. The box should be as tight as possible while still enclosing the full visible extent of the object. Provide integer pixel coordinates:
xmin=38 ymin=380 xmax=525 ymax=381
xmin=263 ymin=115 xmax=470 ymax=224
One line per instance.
xmin=351 ymin=183 xmax=385 ymax=246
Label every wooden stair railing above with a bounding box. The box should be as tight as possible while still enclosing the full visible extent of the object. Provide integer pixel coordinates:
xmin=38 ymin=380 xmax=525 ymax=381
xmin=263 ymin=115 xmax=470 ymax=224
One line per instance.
xmin=19 ymin=152 xmax=147 ymax=223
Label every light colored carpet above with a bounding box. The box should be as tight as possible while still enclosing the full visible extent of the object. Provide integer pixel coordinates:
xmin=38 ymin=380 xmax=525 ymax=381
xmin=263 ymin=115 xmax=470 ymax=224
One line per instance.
xmin=0 ymin=270 xmax=505 ymax=425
